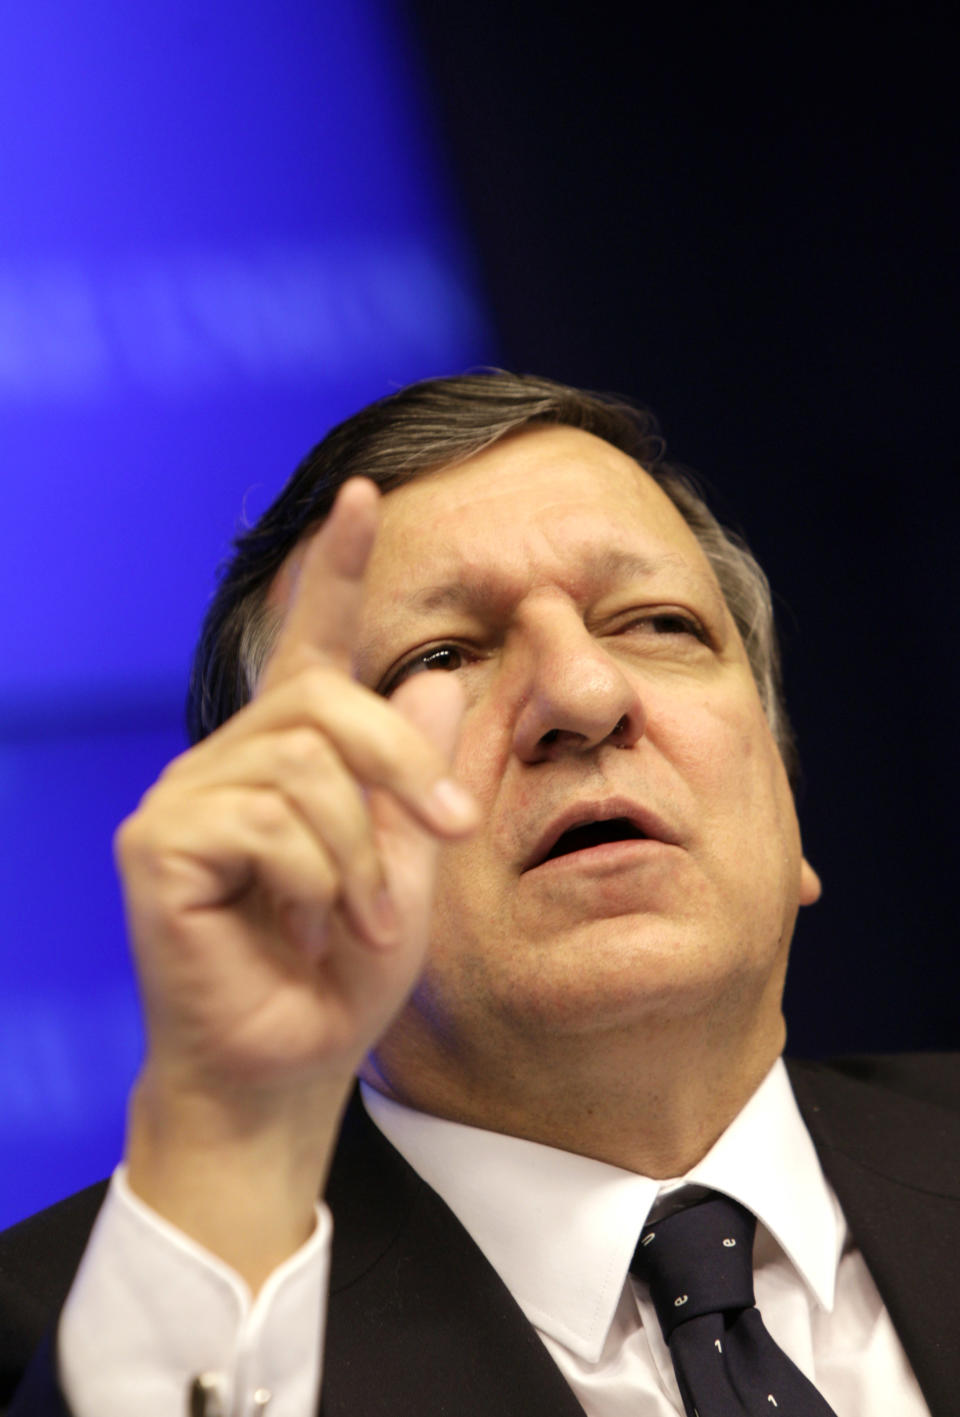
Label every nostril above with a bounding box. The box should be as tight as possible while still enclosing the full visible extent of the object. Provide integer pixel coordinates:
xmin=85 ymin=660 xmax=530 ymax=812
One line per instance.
xmin=611 ymin=715 xmax=633 ymax=748
xmin=539 ymin=729 xmax=559 ymax=746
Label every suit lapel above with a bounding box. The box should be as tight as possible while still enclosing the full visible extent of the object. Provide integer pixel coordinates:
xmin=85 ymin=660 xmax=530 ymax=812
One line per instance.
xmin=788 ymin=1058 xmax=960 ymax=1417
xmin=322 ymin=1065 xmax=960 ymax=1417
xmin=321 ymin=1096 xmax=586 ymax=1417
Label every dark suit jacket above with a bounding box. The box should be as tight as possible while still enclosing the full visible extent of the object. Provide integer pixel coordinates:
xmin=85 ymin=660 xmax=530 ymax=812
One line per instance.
xmin=2 ymin=1055 xmax=959 ymax=1417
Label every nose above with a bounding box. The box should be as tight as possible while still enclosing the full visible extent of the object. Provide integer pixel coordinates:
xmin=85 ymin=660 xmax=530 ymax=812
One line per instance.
xmin=510 ymin=608 xmax=646 ymax=763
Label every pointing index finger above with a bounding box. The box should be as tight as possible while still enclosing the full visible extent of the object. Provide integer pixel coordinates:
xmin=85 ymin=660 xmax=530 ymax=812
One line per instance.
xmin=261 ymin=478 xmax=380 ymax=689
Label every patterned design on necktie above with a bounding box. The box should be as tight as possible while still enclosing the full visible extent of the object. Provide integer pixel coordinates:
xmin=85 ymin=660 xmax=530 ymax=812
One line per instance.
xmin=632 ymin=1193 xmax=839 ymax=1416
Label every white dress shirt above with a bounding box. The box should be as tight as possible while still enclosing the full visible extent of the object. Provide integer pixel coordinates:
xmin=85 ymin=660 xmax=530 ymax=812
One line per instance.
xmin=363 ymin=1061 xmax=931 ymax=1415
xmin=59 ymin=1060 xmax=930 ymax=1417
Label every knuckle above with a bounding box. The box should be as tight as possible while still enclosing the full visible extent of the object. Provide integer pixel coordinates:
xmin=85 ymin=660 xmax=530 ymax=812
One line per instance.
xmin=283 ymin=854 xmax=339 ymax=912
xmin=113 ymin=791 xmax=164 ymax=864
xmin=244 ymin=791 xmax=289 ymax=838
xmin=154 ymin=743 xmax=199 ymax=782
xmin=112 ymin=812 xmax=140 ymax=863
xmin=294 ymin=663 xmax=341 ymax=721
xmin=274 ymin=725 xmax=330 ymax=778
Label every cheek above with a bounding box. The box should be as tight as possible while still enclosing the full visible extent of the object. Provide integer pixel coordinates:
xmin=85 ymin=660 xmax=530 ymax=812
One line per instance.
xmin=656 ymin=697 xmax=797 ymax=846
xmin=662 ymin=692 xmax=776 ymax=773
xmin=650 ymin=696 xmax=761 ymax=784
xmin=694 ymin=708 xmax=803 ymax=903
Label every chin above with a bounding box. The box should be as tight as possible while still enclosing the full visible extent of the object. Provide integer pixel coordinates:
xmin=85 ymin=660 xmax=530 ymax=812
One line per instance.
xmin=479 ymin=925 xmax=754 ymax=1036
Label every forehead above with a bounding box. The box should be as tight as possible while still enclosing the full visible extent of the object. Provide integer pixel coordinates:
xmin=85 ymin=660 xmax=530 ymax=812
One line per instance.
xmin=366 ymin=425 xmax=718 ymax=602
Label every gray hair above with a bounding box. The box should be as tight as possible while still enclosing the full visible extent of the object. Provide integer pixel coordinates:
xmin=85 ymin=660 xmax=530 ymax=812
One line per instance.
xmin=188 ymin=371 xmax=796 ymax=785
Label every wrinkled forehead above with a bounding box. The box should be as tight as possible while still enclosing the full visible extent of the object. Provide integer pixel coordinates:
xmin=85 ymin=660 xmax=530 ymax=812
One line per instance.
xmin=371 ymin=427 xmax=723 ymax=604
xmin=269 ymin=426 xmax=721 ymax=616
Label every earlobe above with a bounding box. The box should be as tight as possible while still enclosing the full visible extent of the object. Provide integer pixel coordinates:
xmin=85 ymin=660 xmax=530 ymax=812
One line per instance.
xmin=799 ymin=857 xmax=822 ymax=906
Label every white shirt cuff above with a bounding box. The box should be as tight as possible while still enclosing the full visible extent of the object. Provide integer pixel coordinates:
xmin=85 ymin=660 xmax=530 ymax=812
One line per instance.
xmin=57 ymin=1167 xmax=330 ymax=1417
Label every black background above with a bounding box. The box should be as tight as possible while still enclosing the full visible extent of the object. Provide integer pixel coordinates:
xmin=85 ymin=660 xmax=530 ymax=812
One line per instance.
xmin=406 ymin=0 xmax=958 ymax=1057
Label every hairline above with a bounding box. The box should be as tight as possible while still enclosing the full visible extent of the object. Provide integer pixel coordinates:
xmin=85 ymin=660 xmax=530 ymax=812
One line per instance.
xmin=189 ymin=371 xmax=796 ymax=787
xmin=238 ymin=443 xmax=792 ymax=776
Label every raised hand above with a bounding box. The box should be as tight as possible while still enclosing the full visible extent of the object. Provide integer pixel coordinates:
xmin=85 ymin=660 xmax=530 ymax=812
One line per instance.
xmin=116 ymin=479 xmax=476 ymax=1285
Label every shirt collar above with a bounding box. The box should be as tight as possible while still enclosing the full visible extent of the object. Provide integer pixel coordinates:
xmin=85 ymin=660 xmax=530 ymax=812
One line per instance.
xmin=360 ymin=1059 xmax=841 ymax=1364
xmin=682 ymin=1058 xmax=842 ymax=1315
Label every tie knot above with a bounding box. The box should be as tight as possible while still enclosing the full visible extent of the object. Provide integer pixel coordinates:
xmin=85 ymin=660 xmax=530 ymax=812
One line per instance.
xmin=631 ymin=1193 xmax=757 ymax=1340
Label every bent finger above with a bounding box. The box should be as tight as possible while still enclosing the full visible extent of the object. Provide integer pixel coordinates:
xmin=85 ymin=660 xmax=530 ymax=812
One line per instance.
xmin=174 ymin=666 xmax=478 ymax=838
xmin=176 ymin=730 xmax=398 ymax=949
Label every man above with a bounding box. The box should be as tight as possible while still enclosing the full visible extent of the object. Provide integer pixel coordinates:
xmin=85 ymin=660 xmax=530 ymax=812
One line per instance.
xmin=1 ymin=372 xmax=957 ymax=1416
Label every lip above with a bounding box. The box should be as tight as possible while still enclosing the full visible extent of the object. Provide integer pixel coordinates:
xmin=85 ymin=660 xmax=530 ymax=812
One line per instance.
xmin=521 ymin=796 xmax=681 ymax=873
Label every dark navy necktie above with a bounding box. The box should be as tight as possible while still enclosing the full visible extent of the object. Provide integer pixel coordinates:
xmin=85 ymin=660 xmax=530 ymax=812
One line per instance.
xmin=631 ymin=1192 xmax=838 ymax=1416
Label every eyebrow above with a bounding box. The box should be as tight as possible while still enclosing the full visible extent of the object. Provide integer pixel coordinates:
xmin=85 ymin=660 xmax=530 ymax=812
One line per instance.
xmin=403 ymin=548 xmax=703 ymax=617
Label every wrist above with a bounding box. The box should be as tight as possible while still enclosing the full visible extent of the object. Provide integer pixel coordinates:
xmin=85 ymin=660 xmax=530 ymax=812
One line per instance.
xmin=124 ymin=1064 xmax=351 ymax=1291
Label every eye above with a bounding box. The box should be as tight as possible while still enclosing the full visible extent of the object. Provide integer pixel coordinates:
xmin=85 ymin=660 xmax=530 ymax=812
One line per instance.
xmin=380 ymin=644 xmax=469 ymax=696
xmin=621 ymin=611 xmax=709 ymax=643
xmin=648 ymin=613 xmax=708 ymax=640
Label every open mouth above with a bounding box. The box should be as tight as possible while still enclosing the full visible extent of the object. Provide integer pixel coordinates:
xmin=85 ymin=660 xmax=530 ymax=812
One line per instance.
xmin=537 ymin=816 xmax=647 ymax=865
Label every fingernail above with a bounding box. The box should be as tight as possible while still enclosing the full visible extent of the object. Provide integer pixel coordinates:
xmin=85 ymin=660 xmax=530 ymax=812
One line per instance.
xmin=428 ymin=777 xmax=477 ymax=829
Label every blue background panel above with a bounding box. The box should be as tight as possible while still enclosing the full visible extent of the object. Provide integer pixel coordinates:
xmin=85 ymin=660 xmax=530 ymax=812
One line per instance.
xmin=0 ymin=727 xmax=171 ymax=1224
xmin=0 ymin=0 xmax=494 ymax=1226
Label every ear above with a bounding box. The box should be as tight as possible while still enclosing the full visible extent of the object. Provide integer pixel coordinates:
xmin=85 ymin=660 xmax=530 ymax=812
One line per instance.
xmin=799 ymin=856 xmax=822 ymax=906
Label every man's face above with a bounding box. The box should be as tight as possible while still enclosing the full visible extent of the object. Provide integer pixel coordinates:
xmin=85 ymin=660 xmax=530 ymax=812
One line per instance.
xmin=349 ymin=427 xmax=819 ymax=1092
